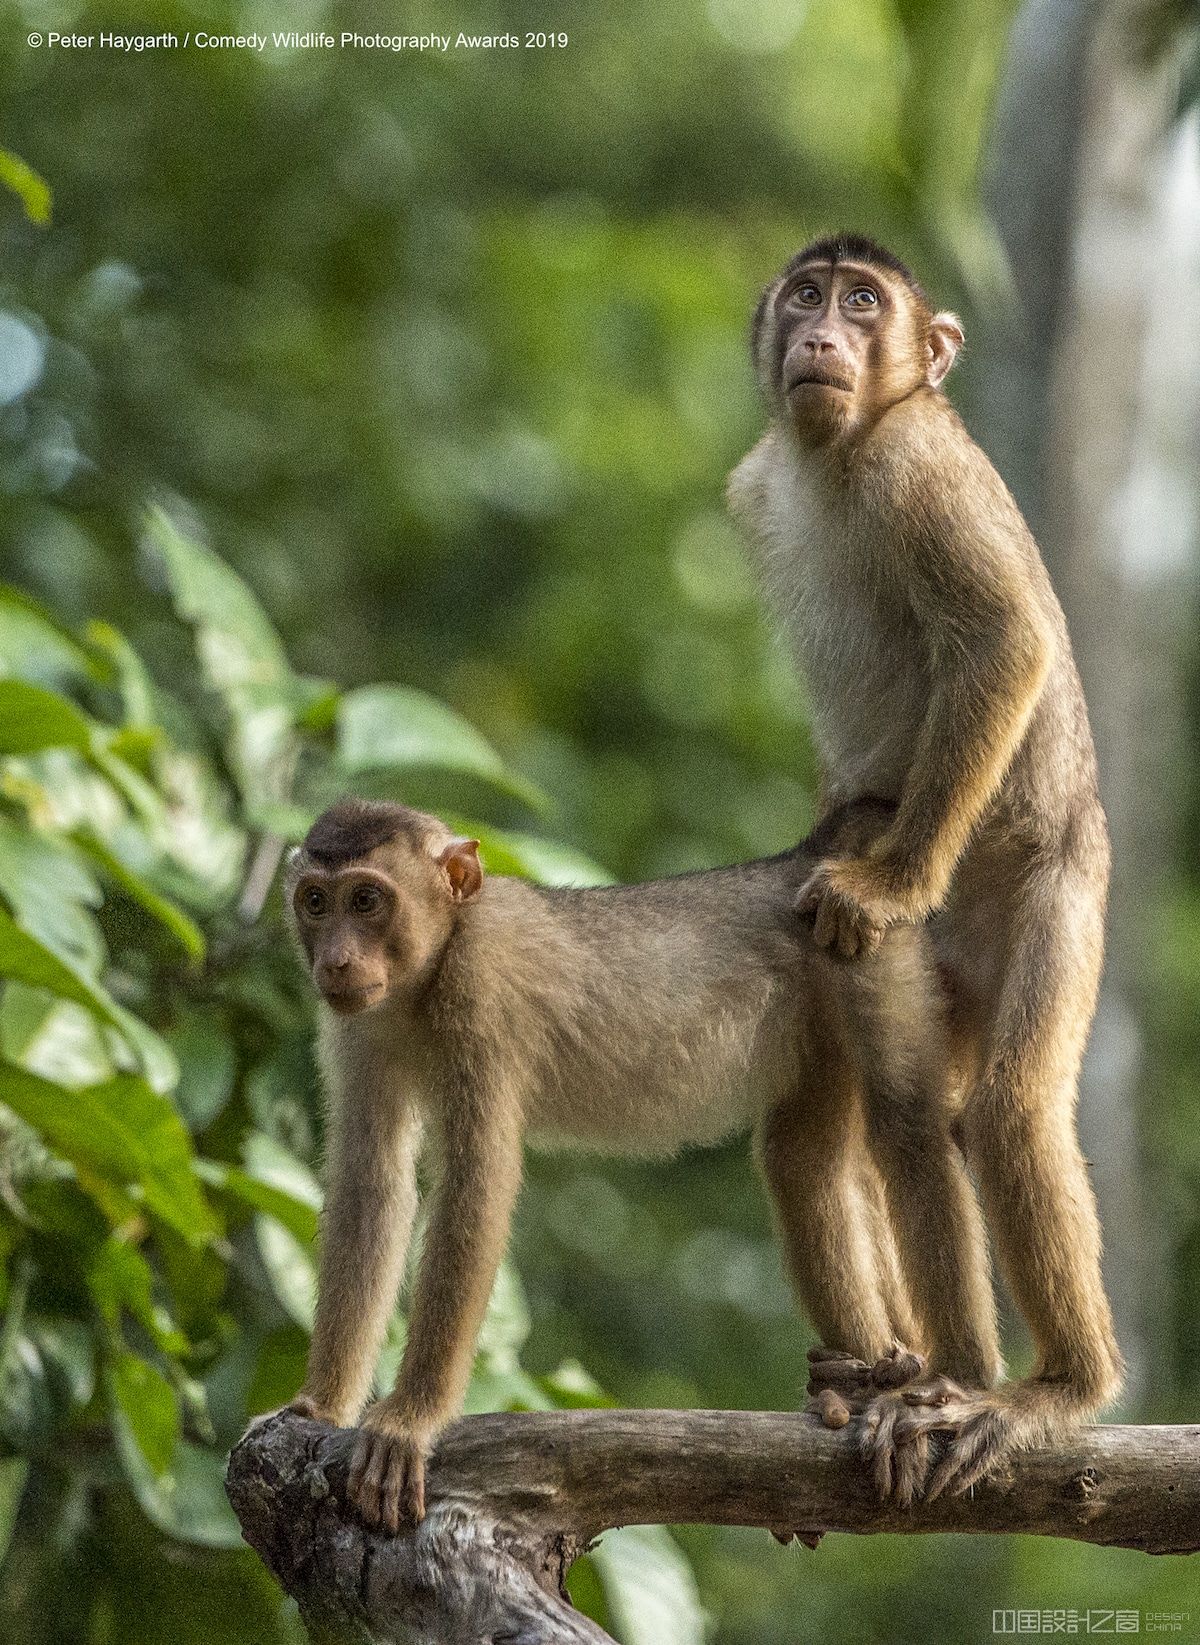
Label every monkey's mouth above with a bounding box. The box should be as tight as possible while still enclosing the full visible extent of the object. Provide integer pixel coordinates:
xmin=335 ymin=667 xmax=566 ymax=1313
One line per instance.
xmin=787 ymin=372 xmax=853 ymax=394
xmin=322 ymin=983 xmax=385 ymax=1015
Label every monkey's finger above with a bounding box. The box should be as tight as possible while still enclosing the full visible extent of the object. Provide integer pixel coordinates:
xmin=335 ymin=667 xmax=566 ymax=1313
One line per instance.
xmin=347 ymin=1435 xmax=370 ymax=1502
xmin=858 ymin=921 xmax=884 ymax=958
xmin=354 ymin=1436 xmax=389 ymax=1526
xmin=381 ymin=1447 xmax=407 ymax=1536
xmin=806 ymin=1351 xmax=870 ymax=1391
xmin=400 ymin=1451 xmax=426 ymax=1524
xmin=860 ymin=1397 xmax=901 ymax=1498
xmin=832 ymin=909 xmax=863 ymax=962
xmin=892 ymin=1428 xmax=931 ymax=1509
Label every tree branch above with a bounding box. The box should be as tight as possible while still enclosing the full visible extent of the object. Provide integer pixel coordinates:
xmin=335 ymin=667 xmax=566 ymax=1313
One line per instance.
xmin=226 ymin=1411 xmax=1200 ymax=1644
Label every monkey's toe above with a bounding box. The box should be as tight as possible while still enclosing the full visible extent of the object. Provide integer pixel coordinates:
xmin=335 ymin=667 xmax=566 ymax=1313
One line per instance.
xmin=924 ymin=1404 xmax=1013 ymax=1501
xmin=870 ymin=1344 xmax=926 ymax=1390
xmin=805 ymin=1345 xmax=872 ymax=1398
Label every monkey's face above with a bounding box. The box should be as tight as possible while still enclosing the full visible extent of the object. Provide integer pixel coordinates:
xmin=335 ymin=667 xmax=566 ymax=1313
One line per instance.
xmin=288 ymin=834 xmax=483 ymax=1016
xmin=772 ymin=261 xmax=912 ymax=441
xmin=292 ymin=867 xmax=408 ymax=1015
xmin=758 ymin=255 xmax=963 ymax=446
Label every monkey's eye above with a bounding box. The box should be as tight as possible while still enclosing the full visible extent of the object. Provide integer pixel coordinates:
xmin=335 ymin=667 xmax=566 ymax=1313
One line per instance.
xmin=300 ymin=887 xmax=327 ymax=918
xmin=789 ymin=283 xmax=822 ymax=307
xmin=350 ymin=884 xmax=384 ymax=916
xmin=844 ymin=286 xmax=879 ymax=309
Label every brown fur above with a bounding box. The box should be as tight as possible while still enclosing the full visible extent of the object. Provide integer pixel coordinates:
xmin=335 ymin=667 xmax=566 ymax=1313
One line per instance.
xmin=279 ymin=797 xmax=997 ymax=1530
xmin=728 ymin=236 xmax=1122 ymax=1501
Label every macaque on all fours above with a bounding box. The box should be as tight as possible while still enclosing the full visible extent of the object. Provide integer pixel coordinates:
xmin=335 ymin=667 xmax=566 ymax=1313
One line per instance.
xmin=728 ymin=231 xmax=1123 ymax=1500
xmin=278 ymin=794 xmax=996 ymax=1532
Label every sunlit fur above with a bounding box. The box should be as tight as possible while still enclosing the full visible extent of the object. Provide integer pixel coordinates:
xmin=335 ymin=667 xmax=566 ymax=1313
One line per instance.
xmin=281 ymin=798 xmax=999 ymax=1530
xmin=728 ymin=233 xmax=1122 ymax=1503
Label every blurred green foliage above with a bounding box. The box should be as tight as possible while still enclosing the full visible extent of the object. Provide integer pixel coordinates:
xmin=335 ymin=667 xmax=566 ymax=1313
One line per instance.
xmin=0 ymin=1 xmax=1197 ymax=1641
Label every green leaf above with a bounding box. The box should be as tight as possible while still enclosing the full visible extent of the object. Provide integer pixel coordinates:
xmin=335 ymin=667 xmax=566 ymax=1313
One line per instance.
xmin=146 ymin=507 xmax=291 ymax=692
xmin=1 ymin=991 xmax=114 ymax=1088
xmin=0 ymin=907 xmax=124 ymax=1028
xmin=0 ymin=816 xmax=105 ymax=974
xmin=164 ymin=1012 xmax=235 ymax=1132
xmin=196 ymin=1160 xmax=319 ymax=1245
xmin=71 ymin=830 xmax=206 ymax=963
xmin=247 ymin=1324 xmax=309 ymax=1415
xmin=0 ymin=583 xmax=101 ymax=687
xmin=255 ymin=1216 xmax=316 ymax=1329
xmin=0 ymin=1063 xmax=218 ymax=1245
xmin=0 ymin=679 xmax=93 ymax=755
xmin=28 ymin=1318 xmax=95 ymax=1408
xmin=590 ymin=1525 xmax=708 ymax=1645
xmin=337 ymin=685 xmax=546 ymax=809
xmin=106 ymin=1347 xmax=180 ymax=1477
xmin=88 ymin=1236 xmax=188 ymax=1356
xmin=0 ymin=151 xmax=50 ymax=225
xmin=84 ymin=620 xmax=157 ymax=725
xmin=117 ymin=1436 xmax=242 ymax=1548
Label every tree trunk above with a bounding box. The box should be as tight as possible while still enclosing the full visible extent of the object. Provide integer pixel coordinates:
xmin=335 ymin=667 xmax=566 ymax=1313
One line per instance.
xmin=226 ymin=1411 xmax=1200 ymax=1644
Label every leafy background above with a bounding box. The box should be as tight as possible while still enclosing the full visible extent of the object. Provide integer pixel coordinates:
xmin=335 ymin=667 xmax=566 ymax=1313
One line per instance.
xmin=0 ymin=1 xmax=1197 ymax=1642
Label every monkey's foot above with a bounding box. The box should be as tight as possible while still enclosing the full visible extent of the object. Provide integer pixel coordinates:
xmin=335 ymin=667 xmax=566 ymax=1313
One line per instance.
xmin=805 ymin=1343 xmax=926 ymax=1429
xmin=347 ymin=1400 xmax=432 ymax=1534
xmin=860 ymin=1380 xmax=1024 ymax=1507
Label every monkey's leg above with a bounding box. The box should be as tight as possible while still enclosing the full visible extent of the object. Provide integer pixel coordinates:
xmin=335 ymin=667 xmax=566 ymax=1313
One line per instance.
xmin=859 ymin=1079 xmax=1004 ymax=1505
xmin=885 ymin=873 xmax=1123 ymax=1500
xmin=295 ymin=1099 xmax=423 ymax=1426
xmin=756 ymin=1079 xmax=900 ymax=1370
xmin=845 ymin=933 xmax=1001 ymax=1391
xmin=862 ymin=1079 xmax=1001 ymax=1392
xmin=348 ymin=1105 xmax=524 ymax=1532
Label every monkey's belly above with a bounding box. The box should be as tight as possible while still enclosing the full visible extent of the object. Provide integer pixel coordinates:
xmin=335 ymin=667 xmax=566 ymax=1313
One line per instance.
xmin=526 ymin=1020 xmax=793 ymax=1158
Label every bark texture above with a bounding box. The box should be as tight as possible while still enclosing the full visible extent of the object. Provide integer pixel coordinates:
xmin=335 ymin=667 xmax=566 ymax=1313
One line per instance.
xmin=226 ymin=1410 xmax=1200 ymax=1644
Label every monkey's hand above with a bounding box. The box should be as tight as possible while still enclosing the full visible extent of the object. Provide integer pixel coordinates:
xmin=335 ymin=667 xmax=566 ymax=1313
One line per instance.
xmin=797 ymin=859 xmax=908 ymax=960
xmin=238 ymin=1391 xmax=340 ymax=1442
xmin=347 ymin=1396 xmax=434 ymax=1534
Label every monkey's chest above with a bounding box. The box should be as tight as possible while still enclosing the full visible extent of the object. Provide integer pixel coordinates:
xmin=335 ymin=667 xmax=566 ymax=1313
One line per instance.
xmin=793 ymin=587 xmax=930 ymax=790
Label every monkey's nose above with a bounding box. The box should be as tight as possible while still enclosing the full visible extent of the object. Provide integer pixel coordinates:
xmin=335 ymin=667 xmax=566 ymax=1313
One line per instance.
xmin=805 ymin=338 xmax=836 ymax=355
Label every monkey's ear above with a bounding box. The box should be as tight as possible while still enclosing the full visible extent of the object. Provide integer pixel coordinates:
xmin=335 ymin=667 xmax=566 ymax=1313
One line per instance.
xmin=438 ymin=837 xmax=483 ymax=902
xmin=926 ymin=312 xmax=965 ymax=388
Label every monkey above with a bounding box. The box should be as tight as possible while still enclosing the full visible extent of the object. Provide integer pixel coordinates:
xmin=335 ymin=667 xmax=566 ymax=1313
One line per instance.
xmin=278 ymin=794 xmax=1000 ymax=1530
xmin=727 ymin=231 xmax=1123 ymax=1501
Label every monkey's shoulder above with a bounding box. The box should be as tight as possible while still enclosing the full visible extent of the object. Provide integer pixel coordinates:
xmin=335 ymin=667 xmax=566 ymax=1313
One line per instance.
xmin=860 ymin=393 xmax=1031 ymax=540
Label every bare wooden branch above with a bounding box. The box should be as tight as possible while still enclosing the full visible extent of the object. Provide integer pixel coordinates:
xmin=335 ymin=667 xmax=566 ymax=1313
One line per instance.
xmin=226 ymin=1410 xmax=1200 ymax=1644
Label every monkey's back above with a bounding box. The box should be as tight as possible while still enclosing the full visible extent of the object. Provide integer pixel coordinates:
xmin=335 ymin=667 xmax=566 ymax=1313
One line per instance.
xmin=431 ymin=846 xmax=925 ymax=1157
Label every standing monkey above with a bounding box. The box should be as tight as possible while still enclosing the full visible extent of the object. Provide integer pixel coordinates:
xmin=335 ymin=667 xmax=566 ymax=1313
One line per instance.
xmin=278 ymin=796 xmax=994 ymax=1529
xmin=728 ymin=232 xmax=1122 ymax=1497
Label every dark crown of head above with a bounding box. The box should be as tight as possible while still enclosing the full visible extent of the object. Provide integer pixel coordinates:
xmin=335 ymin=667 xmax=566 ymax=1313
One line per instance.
xmin=786 ymin=232 xmax=926 ymax=302
xmin=302 ymin=799 xmax=409 ymax=867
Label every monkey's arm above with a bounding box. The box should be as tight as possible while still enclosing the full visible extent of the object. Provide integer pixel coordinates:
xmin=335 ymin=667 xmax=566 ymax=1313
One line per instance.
xmin=873 ymin=516 xmax=1053 ymax=911
xmin=346 ymin=1088 xmax=524 ymax=1531
xmin=294 ymin=1085 xmax=423 ymax=1426
xmin=802 ymin=500 xmax=1053 ymax=955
